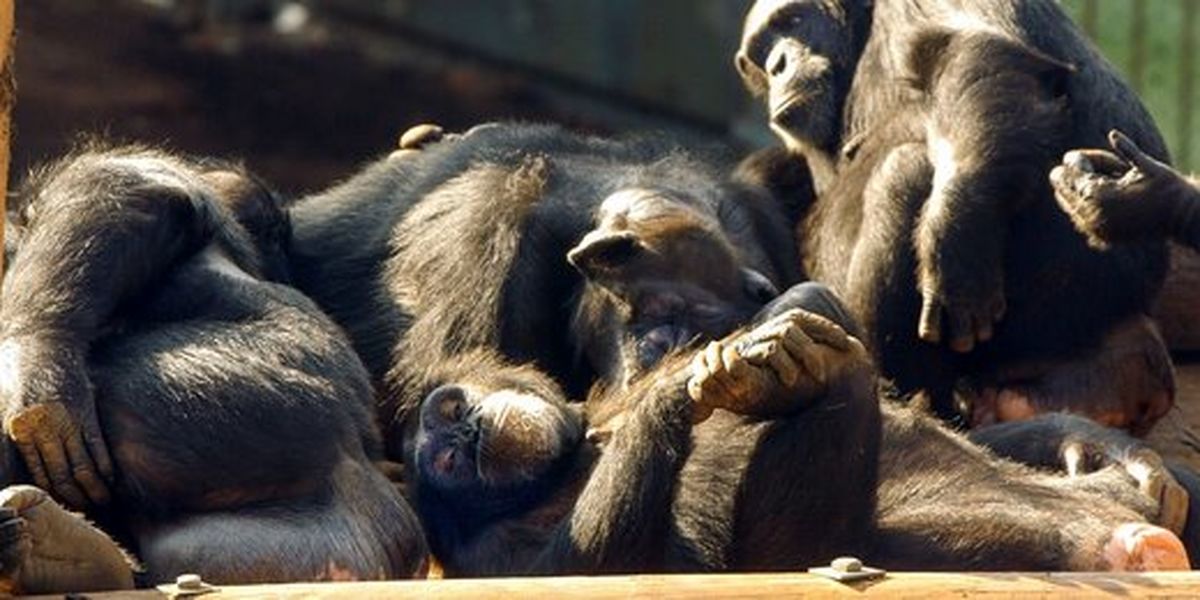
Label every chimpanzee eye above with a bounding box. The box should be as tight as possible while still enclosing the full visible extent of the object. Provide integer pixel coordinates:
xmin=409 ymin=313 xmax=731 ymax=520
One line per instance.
xmin=693 ymin=304 xmax=725 ymax=321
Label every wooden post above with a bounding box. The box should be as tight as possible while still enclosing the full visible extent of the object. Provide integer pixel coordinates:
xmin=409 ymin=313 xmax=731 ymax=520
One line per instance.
xmin=0 ymin=0 xmax=13 ymax=276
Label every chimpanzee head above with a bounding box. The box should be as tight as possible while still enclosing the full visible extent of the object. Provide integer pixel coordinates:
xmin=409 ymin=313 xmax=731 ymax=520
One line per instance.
xmin=412 ymin=350 xmax=585 ymax=522
xmin=736 ymin=0 xmax=870 ymax=154
xmin=568 ymin=183 xmax=781 ymax=373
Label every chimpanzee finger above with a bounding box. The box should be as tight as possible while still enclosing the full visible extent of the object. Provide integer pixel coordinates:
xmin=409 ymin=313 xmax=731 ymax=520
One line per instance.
xmin=758 ymin=342 xmax=801 ymax=389
xmin=790 ymin=311 xmax=851 ymax=351
xmin=1065 ymin=149 xmax=1130 ymax=177
xmin=1109 ymin=130 xmax=1167 ymax=177
xmin=918 ymin=296 xmax=943 ymax=344
xmin=35 ymin=436 xmax=87 ymax=509
xmin=947 ymin=309 xmax=976 ymax=353
xmin=13 ymin=441 xmax=50 ymax=493
xmin=1050 ymin=166 xmax=1083 ymax=208
xmin=686 ymin=352 xmax=708 ymax=403
xmin=776 ymin=325 xmax=826 ymax=387
xmin=84 ymin=428 xmax=114 ymax=483
xmin=693 ymin=342 xmax=737 ymax=406
xmin=721 ymin=340 xmax=753 ymax=380
xmin=65 ymin=434 xmax=110 ymax=506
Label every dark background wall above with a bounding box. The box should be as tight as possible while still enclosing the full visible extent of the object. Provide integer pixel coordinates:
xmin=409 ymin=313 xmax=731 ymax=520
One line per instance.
xmin=11 ymin=0 xmax=1197 ymax=198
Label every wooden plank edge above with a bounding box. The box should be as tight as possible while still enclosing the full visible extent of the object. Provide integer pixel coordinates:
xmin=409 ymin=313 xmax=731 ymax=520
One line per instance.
xmin=23 ymin=571 xmax=1200 ymax=599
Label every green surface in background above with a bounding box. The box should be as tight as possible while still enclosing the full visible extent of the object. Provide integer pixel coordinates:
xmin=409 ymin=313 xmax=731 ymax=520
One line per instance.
xmin=1061 ymin=0 xmax=1198 ymax=170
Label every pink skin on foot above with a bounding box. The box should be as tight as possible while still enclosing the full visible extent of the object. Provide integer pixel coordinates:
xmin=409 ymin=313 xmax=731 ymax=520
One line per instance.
xmin=1103 ymin=523 xmax=1191 ymax=571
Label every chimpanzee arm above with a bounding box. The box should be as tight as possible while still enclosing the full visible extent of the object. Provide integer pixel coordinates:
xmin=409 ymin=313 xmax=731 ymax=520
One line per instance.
xmin=1 ymin=151 xmax=232 ymax=338
xmin=0 ymin=150 xmax=235 ymax=509
xmin=530 ymin=366 xmax=694 ymax=574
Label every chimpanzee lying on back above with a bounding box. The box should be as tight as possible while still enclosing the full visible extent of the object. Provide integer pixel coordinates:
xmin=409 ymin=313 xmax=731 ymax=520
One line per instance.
xmin=355 ymin=124 xmax=1191 ymax=573
xmin=284 ymin=123 xmax=801 ymax=456
xmin=406 ymin=282 xmax=1192 ymax=574
xmin=0 ymin=148 xmax=426 ymax=593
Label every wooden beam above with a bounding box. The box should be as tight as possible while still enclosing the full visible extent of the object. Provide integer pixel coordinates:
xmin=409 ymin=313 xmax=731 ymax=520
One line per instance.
xmin=0 ymin=0 xmax=13 ymax=276
xmin=23 ymin=571 xmax=1200 ymax=599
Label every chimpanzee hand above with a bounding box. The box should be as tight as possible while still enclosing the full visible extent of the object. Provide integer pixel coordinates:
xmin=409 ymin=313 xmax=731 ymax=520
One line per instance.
xmin=0 ymin=337 xmax=113 ymax=510
xmin=1050 ymin=130 xmax=1200 ymax=249
xmin=686 ymin=308 xmax=868 ymax=421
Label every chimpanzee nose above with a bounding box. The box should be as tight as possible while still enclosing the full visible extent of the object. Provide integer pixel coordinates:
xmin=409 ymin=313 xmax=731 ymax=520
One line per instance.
xmin=421 ymin=385 xmax=468 ymax=427
xmin=767 ymin=43 xmax=791 ymax=78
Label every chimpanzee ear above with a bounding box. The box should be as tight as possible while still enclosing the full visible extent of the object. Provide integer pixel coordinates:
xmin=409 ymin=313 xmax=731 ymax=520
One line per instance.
xmin=732 ymin=146 xmax=814 ymax=225
xmin=567 ymin=230 xmax=643 ymax=278
xmin=903 ymin=27 xmax=956 ymax=92
xmin=741 ymin=268 xmax=780 ymax=304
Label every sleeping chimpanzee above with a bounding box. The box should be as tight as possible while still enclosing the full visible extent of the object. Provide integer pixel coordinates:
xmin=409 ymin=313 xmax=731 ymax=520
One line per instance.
xmin=0 ymin=148 xmax=427 ymax=592
xmin=736 ymin=2 xmax=1174 ymax=430
xmin=406 ymin=280 xmax=1192 ymax=574
xmin=283 ymin=123 xmax=802 ymax=454
xmin=287 ymin=121 xmax=1188 ymax=572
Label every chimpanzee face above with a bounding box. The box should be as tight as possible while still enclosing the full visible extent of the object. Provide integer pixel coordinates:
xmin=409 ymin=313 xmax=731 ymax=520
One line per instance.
xmin=413 ymin=366 xmax=583 ymax=498
xmin=736 ymin=0 xmax=863 ymax=153
xmin=568 ymin=187 xmax=779 ymax=370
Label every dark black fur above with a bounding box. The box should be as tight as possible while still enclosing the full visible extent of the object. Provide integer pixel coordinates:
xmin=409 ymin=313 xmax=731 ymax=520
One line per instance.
xmin=0 ymin=148 xmax=426 ymax=585
xmin=736 ymin=1 xmax=1171 ymax=423
xmin=285 ymin=123 xmax=801 ymax=453
xmin=408 ymin=282 xmax=1168 ymax=573
xmin=969 ymin=413 xmax=1200 ymax=562
xmin=406 ymin=336 xmax=880 ymax=576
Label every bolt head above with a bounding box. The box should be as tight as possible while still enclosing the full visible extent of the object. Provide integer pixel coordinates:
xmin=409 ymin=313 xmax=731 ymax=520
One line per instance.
xmin=176 ymin=573 xmax=203 ymax=590
xmin=831 ymin=556 xmax=863 ymax=573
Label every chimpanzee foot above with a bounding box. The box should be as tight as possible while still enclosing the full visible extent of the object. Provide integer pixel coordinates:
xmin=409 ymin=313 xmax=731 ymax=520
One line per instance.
xmin=1104 ymin=523 xmax=1191 ymax=571
xmin=687 ymin=308 xmax=867 ymax=421
xmin=0 ymin=506 xmax=29 ymax=594
xmin=1057 ymin=439 xmax=1191 ymax=537
xmin=1110 ymin=452 xmax=1190 ymax=536
xmin=0 ymin=485 xmax=134 ymax=594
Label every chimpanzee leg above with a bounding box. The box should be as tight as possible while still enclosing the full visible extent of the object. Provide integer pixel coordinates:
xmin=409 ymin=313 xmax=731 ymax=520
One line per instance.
xmin=843 ymin=143 xmax=962 ymax=421
xmin=875 ymin=404 xmax=1190 ymax=571
xmin=90 ymin=273 xmax=427 ymax=582
xmin=970 ymin=414 xmax=1190 ymax=537
xmin=136 ymin=458 xmax=426 ymax=584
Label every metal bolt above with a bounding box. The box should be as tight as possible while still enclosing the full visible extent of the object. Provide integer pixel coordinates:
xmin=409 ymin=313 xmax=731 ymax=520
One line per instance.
xmin=176 ymin=573 xmax=203 ymax=591
xmin=831 ymin=556 xmax=863 ymax=573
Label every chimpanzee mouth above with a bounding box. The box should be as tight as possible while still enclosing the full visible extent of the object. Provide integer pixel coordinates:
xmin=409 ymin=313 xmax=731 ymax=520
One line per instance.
xmin=635 ymin=323 xmax=698 ymax=370
xmin=771 ymin=91 xmax=813 ymax=121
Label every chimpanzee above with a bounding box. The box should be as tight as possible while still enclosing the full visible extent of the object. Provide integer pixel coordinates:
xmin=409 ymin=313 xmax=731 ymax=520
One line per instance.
xmin=736 ymin=3 xmax=1173 ymax=429
xmin=362 ymin=126 xmax=1187 ymax=572
xmin=1052 ymin=129 xmax=1200 ymax=251
xmin=406 ymin=281 xmax=1192 ymax=574
xmin=283 ymin=123 xmax=802 ymax=454
xmin=0 ymin=147 xmax=427 ymax=592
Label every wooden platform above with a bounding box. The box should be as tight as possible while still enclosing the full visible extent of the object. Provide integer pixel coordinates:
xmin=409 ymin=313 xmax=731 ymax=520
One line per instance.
xmin=23 ymin=572 xmax=1200 ymax=599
